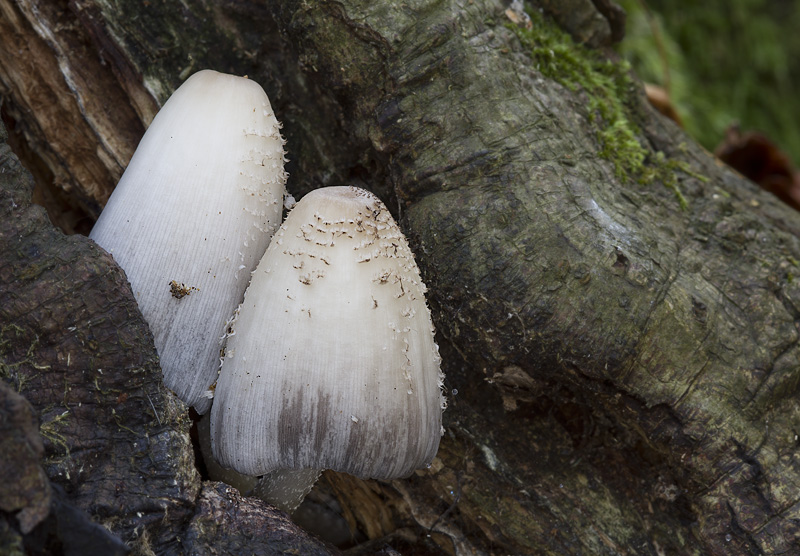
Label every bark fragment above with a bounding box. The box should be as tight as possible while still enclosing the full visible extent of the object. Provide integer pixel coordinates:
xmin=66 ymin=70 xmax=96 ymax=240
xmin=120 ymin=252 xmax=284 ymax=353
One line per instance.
xmin=0 ymin=381 xmax=51 ymax=535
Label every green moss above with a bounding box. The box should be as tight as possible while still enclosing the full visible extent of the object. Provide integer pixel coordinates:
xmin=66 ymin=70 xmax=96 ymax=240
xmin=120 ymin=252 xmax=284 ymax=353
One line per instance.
xmin=638 ymin=151 xmax=705 ymax=210
xmin=508 ymin=10 xmax=703 ymax=207
xmin=40 ymin=410 xmax=71 ymax=457
xmin=0 ymin=324 xmax=44 ymax=392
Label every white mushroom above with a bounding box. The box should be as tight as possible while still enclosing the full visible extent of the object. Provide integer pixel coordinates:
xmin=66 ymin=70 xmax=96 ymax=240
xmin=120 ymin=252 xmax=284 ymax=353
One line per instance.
xmin=210 ymin=186 xmax=444 ymax=508
xmin=89 ymin=69 xmax=287 ymax=413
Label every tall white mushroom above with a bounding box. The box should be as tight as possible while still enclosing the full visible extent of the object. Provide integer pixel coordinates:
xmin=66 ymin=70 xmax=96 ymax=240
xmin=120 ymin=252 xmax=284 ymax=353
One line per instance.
xmin=90 ymin=69 xmax=287 ymax=413
xmin=210 ymin=186 xmax=444 ymax=507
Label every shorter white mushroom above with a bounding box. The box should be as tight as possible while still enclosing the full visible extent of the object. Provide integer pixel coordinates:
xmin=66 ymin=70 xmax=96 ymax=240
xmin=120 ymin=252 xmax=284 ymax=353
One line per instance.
xmin=89 ymin=70 xmax=287 ymax=413
xmin=210 ymin=186 xmax=444 ymax=510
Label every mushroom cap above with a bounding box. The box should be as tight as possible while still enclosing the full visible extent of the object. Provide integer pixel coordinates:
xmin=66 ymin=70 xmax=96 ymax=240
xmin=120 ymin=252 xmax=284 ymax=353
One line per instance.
xmin=89 ymin=69 xmax=287 ymax=413
xmin=211 ymin=186 xmax=444 ymax=479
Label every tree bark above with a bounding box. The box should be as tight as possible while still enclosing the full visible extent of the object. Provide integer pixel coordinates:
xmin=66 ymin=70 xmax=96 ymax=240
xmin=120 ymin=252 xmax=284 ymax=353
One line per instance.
xmin=0 ymin=112 xmax=336 ymax=554
xmin=2 ymin=0 xmax=800 ymax=554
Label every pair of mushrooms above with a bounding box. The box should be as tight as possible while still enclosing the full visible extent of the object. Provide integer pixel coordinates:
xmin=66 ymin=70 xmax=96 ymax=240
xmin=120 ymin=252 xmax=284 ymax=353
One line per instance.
xmin=90 ymin=70 xmax=444 ymax=511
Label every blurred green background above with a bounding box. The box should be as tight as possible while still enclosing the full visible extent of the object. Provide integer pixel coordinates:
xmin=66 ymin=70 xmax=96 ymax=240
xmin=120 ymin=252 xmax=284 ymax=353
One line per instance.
xmin=616 ymin=0 xmax=800 ymax=165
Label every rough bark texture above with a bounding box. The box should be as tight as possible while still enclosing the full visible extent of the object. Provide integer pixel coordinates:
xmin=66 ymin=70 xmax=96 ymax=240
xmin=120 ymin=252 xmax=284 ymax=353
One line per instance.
xmin=0 ymin=380 xmax=51 ymax=536
xmin=0 ymin=0 xmax=152 ymax=233
xmin=2 ymin=0 xmax=800 ymax=555
xmin=0 ymin=117 xmax=336 ymax=554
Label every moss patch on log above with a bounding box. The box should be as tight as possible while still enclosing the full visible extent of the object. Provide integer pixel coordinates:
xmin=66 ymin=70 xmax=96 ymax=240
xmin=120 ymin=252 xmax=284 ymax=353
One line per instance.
xmin=508 ymin=8 xmax=705 ymax=208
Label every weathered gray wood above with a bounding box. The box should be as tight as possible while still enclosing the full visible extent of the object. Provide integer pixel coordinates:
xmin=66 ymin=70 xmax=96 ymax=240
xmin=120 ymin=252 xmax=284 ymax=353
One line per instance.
xmin=2 ymin=0 xmax=799 ymax=554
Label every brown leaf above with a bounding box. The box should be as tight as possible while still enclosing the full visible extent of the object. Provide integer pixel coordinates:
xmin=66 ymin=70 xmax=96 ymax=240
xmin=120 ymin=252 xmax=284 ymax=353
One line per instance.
xmin=715 ymin=124 xmax=800 ymax=210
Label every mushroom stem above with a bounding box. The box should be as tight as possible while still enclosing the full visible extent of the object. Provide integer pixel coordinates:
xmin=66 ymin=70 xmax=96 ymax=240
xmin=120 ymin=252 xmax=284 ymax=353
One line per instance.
xmin=197 ymin=413 xmax=257 ymax=494
xmin=249 ymin=469 xmax=322 ymax=513
xmin=198 ymin=413 xmax=319 ymax=512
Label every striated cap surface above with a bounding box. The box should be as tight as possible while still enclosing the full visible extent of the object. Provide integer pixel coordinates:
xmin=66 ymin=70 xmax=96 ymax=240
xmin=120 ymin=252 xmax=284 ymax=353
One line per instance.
xmin=90 ymin=69 xmax=287 ymax=413
xmin=211 ymin=186 xmax=444 ymax=479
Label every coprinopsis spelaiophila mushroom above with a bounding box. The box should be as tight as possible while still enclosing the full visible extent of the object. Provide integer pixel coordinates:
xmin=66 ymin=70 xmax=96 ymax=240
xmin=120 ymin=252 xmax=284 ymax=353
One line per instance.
xmin=89 ymin=69 xmax=287 ymax=413
xmin=210 ymin=186 xmax=444 ymax=509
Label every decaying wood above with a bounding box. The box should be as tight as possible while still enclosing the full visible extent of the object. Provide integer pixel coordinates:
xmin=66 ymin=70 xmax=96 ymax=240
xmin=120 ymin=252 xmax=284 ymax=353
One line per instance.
xmin=0 ymin=0 xmax=152 ymax=234
xmin=0 ymin=122 xmax=337 ymax=554
xmin=0 ymin=380 xmax=50 ymax=536
xmin=2 ymin=0 xmax=800 ymax=554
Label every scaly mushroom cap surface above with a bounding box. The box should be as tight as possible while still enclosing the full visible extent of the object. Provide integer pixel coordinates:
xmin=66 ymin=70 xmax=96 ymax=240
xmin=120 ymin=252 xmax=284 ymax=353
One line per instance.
xmin=89 ymin=69 xmax=287 ymax=413
xmin=211 ymin=186 xmax=444 ymax=479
